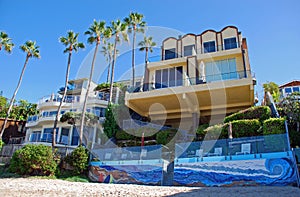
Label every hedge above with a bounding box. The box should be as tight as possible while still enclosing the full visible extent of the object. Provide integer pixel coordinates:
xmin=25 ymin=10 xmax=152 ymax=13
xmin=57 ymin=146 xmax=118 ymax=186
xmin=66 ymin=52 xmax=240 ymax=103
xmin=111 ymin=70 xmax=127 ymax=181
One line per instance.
xmin=224 ymin=106 xmax=271 ymax=123
xmin=263 ymin=118 xmax=286 ymax=135
xmin=222 ymin=119 xmax=261 ymax=138
xmin=115 ymin=130 xmax=135 ymax=140
xmin=156 ymin=129 xmax=177 ymax=145
xmin=203 ymin=124 xmax=227 ymax=140
xmin=9 ymin=144 xmax=58 ymax=176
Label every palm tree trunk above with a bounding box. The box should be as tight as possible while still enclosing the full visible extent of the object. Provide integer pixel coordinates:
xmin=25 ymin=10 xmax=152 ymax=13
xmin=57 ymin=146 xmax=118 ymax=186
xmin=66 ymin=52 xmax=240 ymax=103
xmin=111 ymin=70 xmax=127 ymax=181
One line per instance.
xmin=106 ymin=55 xmax=111 ymax=83
xmin=52 ymin=50 xmax=72 ymax=147
xmin=109 ymin=35 xmax=118 ymax=104
xmin=143 ymin=48 xmax=149 ymax=91
xmin=131 ymin=30 xmax=136 ymax=87
xmin=79 ymin=42 xmax=99 ymax=145
xmin=0 ymin=56 xmax=29 ymax=139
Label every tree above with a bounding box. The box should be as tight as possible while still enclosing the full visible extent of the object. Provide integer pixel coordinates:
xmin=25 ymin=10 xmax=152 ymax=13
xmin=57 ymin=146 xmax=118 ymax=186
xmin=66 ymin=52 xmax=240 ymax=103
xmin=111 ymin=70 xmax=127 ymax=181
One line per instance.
xmin=52 ymin=31 xmax=85 ymax=147
xmin=138 ymin=36 xmax=156 ymax=91
xmin=101 ymin=42 xmax=118 ymax=83
xmin=0 ymin=41 xmax=40 ymax=139
xmin=124 ymin=12 xmax=146 ymax=87
xmin=0 ymin=31 xmax=14 ymax=53
xmin=278 ymin=92 xmax=300 ymax=131
xmin=263 ymin=81 xmax=280 ymax=103
xmin=80 ymin=20 xmax=110 ymax=145
xmin=108 ymin=19 xmax=128 ymax=103
xmin=103 ymin=103 xmax=118 ymax=139
xmin=11 ymin=100 xmax=38 ymax=121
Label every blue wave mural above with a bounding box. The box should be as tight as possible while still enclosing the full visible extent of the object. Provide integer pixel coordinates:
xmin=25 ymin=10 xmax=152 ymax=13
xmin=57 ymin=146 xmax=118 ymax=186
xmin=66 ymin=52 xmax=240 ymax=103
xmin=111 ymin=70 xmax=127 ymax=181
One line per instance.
xmin=89 ymin=163 xmax=163 ymax=185
xmin=174 ymin=157 xmax=298 ymax=186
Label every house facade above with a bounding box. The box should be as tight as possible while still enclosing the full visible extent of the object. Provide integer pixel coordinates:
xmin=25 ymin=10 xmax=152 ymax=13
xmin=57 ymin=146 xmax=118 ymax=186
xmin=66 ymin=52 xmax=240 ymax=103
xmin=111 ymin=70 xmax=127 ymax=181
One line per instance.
xmin=25 ymin=78 xmax=110 ymax=148
xmin=125 ymin=26 xmax=256 ymax=129
xmin=279 ymin=80 xmax=300 ymax=99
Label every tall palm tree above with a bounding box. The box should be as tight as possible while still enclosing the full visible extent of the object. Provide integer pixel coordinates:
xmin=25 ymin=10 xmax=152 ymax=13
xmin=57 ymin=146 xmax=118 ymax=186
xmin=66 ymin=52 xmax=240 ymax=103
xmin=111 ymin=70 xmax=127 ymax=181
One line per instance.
xmin=0 ymin=31 xmax=14 ymax=53
xmin=79 ymin=20 xmax=110 ymax=145
xmin=0 ymin=41 xmax=40 ymax=138
xmin=52 ymin=31 xmax=85 ymax=147
xmin=108 ymin=19 xmax=128 ymax=103
xmin=124 ymin=12 xmax=146 ymax=87
xmin=138 ymin=36 xmax=156 ymax=91
xmin=100 ymin=42 xmax=118 ymax=83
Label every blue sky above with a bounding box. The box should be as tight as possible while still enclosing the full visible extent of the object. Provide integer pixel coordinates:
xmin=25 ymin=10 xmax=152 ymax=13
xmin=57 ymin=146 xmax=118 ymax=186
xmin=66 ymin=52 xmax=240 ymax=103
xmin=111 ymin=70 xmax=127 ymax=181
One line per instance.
xmin=0 ymin=0 xmax=299 ymax=103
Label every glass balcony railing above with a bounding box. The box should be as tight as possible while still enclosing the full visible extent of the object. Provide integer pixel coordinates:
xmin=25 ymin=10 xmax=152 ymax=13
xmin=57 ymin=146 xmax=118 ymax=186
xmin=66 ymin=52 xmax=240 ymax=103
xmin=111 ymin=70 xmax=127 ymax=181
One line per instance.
xmin=148 ymin=42 xmax=241 ymax=63
xmin=128 ymin=70 xmax=254 ymax=93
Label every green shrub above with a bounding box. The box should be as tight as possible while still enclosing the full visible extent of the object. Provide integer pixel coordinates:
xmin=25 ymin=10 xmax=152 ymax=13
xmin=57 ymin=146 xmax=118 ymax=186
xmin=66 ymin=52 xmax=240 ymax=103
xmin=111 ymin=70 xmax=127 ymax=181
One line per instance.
xmin=289 ymin=129 xmax=300 ymax=148
xmin=224 ymin=106 xmax=271 ymax=123
xmin=263 ymin=118 xmax=286 ymax=135
xmin=0 ymin=139 xmax=4 ymax=150
xmin=156 ymin=130 xmax=169 ymax=145
xmin=115 ymin=130 xmax=135 ymax=140
xmin=203 ymin=124 xmax=227 ymax=140
xmin=9 ymin=144 xmax=58 ymax=176
xmin=64 ymin=145 xmax=88 ymax=175
xmin=196 ymin=124 xmax=209 ymax=140
xmin=222 ymin=119 xmax=261 ymax=138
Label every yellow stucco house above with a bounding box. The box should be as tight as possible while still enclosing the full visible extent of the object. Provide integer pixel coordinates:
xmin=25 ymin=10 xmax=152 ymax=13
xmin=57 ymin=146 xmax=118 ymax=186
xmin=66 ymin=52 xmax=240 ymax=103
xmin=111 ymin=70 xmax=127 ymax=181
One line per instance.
xmin=125 ymin=26 xmax=256 ymax=130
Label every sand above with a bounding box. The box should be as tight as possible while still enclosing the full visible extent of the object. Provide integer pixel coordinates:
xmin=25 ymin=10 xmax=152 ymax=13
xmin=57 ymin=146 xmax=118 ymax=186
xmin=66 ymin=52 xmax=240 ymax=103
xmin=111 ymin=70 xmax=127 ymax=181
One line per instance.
xmin=0 ymin=178 xmax=299 ymax=197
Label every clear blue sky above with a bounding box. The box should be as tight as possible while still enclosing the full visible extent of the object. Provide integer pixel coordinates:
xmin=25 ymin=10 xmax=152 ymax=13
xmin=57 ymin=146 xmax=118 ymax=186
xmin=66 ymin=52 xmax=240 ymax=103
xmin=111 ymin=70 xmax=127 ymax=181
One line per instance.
xmin=0 ymin=0 xmax=299 ymax=103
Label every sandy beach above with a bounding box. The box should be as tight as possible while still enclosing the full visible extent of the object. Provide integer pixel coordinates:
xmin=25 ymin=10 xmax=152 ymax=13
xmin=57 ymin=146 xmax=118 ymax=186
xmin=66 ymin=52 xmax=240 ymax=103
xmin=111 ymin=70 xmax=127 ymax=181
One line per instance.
xmin=0 ymin=178 xmax=299 ymax=197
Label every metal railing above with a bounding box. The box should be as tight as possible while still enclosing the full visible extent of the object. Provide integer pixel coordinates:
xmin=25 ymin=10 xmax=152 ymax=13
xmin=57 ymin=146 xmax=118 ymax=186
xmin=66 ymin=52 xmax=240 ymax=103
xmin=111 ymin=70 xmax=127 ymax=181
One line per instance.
xmin=148 ymin=42 xmax=241 ymax=63
xmin=128 ymin=70 xmax=254 ymax=93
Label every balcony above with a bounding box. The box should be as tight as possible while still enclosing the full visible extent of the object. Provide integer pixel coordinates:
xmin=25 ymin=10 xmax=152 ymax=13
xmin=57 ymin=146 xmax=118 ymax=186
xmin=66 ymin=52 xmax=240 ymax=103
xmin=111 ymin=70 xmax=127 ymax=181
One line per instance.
xmin=148 ymin=42 xmax=241 ymax=63
xmin=125 ymin=70 xmax=255 ymax=120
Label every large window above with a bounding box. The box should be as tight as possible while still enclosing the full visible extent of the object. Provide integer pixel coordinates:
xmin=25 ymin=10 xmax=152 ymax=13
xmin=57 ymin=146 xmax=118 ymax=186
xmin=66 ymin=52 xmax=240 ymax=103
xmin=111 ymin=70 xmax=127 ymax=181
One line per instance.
xmin=293 ymin=87 xmax=299 ymax=92
xmin=184 ymin=45 xmax=195 ymax=57
xmin=165 ymin=48 xmax=176 ymax=60
xmin=224 ymin=37 xmax=237 ymax=50
xmin=203 ymin=41 xmax=216 ymax=53
xmin=29 ymin=131 xmax=41 ymax=142
xmin=155 ymin=66 xmax=183 ymax=89
xmin=59 ymin=128 xmax=69 ymax=145
xmin=41 ymin=128 xmax=58 ymax=143
xmin=205 ymin=58 xmax=237 ymax=82
xmin=71 ymin=127 xmax=79 ymax=146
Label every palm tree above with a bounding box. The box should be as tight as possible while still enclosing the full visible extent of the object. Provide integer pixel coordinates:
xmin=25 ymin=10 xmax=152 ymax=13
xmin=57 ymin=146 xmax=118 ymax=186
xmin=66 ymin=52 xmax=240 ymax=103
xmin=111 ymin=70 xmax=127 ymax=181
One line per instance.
xmin=138 ymin=36 xmax=156 ymax=91
xmin=101 ymin=42 xmax=118 ymax=83
xmin=0 ymin=31 xmax=14 ymax=53
xmin=52 ymin=31 xmax=85 ymax=147
xmin=124 ymin=12 xmax=146 ymax=87
xmin=79 ymin=20 xmax=110 ymax=145
xmin=108 ymin=19 xmax=128 ymax=103
xmin=0 ymin=41 xmax=40 ymax=138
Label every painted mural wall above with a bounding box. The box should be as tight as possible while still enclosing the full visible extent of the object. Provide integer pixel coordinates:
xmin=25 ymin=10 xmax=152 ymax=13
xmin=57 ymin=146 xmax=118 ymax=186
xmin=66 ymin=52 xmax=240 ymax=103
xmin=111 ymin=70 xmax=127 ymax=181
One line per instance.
xmin=89 ymin=161 xmax=163 ymax=185
xmin=173 ymin=153 xmax=298 ymax=186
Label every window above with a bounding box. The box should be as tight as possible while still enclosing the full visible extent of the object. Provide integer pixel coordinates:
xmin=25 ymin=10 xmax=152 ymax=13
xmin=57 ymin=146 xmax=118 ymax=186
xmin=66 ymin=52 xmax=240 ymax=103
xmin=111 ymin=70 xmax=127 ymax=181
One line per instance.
xmin=285 ymin=87 xmax=292 ymax=93
xmin=165 ymin=48 xmax=176 ymax=60
xmin=203 ymin=41 xmax=216 ymax=53
xmin=29 ymin=131 xmax=41 ymax=142
xmin=155 ymin=66 xmax=183 ymax=89
xmin=71 ymin=127 xmax=79 ymax=146
xmin=293 ymin=87 xmax=299 ymax=92
xmin=224 ymin=37 xmax=237 ymax=50
xmin=41 ymin=128 xmax=58 ymax=143
xmin=184 ymin=45 xmax=195 ymax=57
xmin=59 ymin=128 xmax=69 ymax=145
xmin=205 ymin=58 xmax=237 ymax=82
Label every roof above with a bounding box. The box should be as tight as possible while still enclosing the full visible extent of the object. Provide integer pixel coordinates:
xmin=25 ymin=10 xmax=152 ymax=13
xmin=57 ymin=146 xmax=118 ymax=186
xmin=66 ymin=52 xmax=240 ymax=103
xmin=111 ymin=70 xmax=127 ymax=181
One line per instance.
xmin=279 ymin=80 xmax=300 ymax=88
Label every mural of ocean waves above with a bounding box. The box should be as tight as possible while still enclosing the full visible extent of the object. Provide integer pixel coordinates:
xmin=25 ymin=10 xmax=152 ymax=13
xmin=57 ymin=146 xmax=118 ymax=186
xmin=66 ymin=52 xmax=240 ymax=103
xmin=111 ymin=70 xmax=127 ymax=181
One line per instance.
xmin=174 ymin=158 xmax=297 ymax=186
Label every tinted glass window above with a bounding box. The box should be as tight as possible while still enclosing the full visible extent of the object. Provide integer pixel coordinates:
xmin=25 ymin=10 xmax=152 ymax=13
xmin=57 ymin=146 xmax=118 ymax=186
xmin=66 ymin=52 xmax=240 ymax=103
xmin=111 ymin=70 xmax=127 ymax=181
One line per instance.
xmin=224 ymin=37 xmax=237 ymax=50
xmin=203 ymin=41 xmax=216 ymax=53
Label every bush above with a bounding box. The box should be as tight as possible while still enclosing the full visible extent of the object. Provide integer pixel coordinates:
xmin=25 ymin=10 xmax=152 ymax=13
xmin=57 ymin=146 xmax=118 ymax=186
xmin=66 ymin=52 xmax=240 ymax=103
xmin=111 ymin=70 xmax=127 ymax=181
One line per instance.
xmin=196 ymin=124 xmax=209 ymax=140
xmin=289 ymin=129 xmax=300 ymax=148
xmin=222 ymin=119 xmax=261 ymax=138
xmin=0 ymin=139 xmax=4 ymax=150
xmin=9 ymin=144 xmax=58 ymax=176
xmin=115 ymin=130 xmax=135 ymax=140
xmin=224 ymin=106 xmax=271 ymax=123
xmin=156 ymin=130 xmax=169 ymax=145
xmin=263 ymin=118 xmax=286 ymax=135
xmin=64 ymin=145 xmax=88 ymax=175
xmin=203 ymin=124 xmax=227 ymax=140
